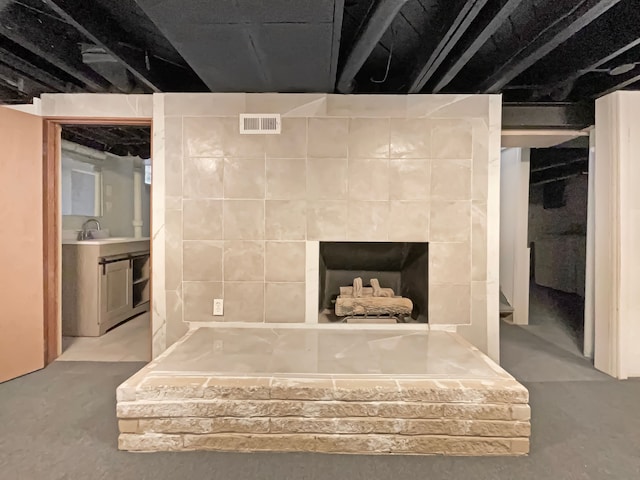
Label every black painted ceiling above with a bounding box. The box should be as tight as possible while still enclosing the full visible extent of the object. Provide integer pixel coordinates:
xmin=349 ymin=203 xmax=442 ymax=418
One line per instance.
xmin=62 ymin=125 xmax=151 ymax=158
xmin=0 ymin=0 xmax=638 ymax=151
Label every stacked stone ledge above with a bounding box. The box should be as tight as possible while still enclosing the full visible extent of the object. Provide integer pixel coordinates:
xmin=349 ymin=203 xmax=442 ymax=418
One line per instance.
xmin=117 ymin=375 xmax=530 ymax=455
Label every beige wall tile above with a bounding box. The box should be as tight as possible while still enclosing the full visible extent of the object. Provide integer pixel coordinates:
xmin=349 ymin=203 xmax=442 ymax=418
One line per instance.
xmin=265 ymin=283 xmax=305 ymax=323
xmin=166 ymin=315 xmax=189 ymax=346
xmin=165 ymin=117 xmax=183 ymax=197
xmin=165 ymin=196 xmax=182 ymax=210
xmin=407 ymin=95 xmax=489 ymax=119
xmin=183 ymin=158 xmax=223 ymax=199
xmin=183 ymin=282 xmax=223 ymax=322
xmin=470 ymin=281 xmax=488 ymax=332
xmin=430 ymin=201 xmax=471 ymax=242
xmin=223 ymin=240 xmax=265 ymax=281
xmin=347 ymin=201 xmax=389 ymax=241
xmin=389 ymin=159 xmax=430 ymax=201
xmin=183 ymin=199 xmax=223 ymax=240
xmin=265 ymin=118 xmax=308 ymax=158
xmin=165 ymin=282 xmax=183 ymax=325
xmin=246 ymin=93 xmax=326 ymax=116
xmin=307 ymin=118 xmax=348 ymax=157
xmin=429 ymin=284 xmax=471 ymax=324
xmin=431 ymin=159 xmax=472 ymax=200
xmin=165 ymin=209 xmax=183 ymax=291
xmin=155 ymin=95 xmax=496 ymax=347
xmin=266 ymin=242 xmax=306 ymax=282
xmin=165 ymin=287 xmax=183 ymax=333
xmin=183 ymin=241 xmax=223 ymax=281
xmin=223 ymin=158 xmax=265 ymax=199
xmin=39 ymin=93 xmax=147 ymax=118
xmin=390 ymin=118 xmax=432 ymax=158
xmin=307 ymin=201 xmax=347 ymax=240
xmin=432 ymin=119 xmax=473 ymax=159
xmin=183 ymin=117 xmax=227 ymax=157
xmin=327 ymin=95 xmax=407 ymax=117
xmin=224 ymin=282 xmax=264 ymax=322
xmin=430 ymin=242 xmax=471 ymax=284
xmin=472 ymin=121 xmax=489 ymax=202
xmin=472 ymin=202 xmax=487 ymax=281
xmin=265 ymin=200 xmax=306 ymax=240
xmin=388 ymin=202 xmax=429 ymax=242
xmin=223 ymin=200 xmax=265 ymax=240
xmin=165 ymin=93 xmax=246 ymax=116
xmin=266 ymin=158 xmax=306 ymax=200
xmin=348 ymin=159 xmax=389 ymax=201
xmin=307 ymin=158 xmax=348 ymax=200
xmin=349 ymin=118 xmax=390 ymax=158
xmin=184 ymin=116 xmax=264 ymax=158
xmin=223 ymin=124 xmax=265 ymax=158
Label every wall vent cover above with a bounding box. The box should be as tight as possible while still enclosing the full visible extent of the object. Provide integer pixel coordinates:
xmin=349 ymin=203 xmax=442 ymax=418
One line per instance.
xmin=239 ymin=114 xmax=281 ymax=134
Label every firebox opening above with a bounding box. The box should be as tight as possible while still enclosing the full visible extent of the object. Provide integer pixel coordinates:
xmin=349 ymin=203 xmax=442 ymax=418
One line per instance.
xmin=318 ymin=242 xmax=428 ymax=323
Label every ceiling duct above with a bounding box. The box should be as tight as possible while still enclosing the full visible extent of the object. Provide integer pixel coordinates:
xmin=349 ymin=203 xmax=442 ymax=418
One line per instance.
xmin=81 ymin=44 xmax=135 ymax=93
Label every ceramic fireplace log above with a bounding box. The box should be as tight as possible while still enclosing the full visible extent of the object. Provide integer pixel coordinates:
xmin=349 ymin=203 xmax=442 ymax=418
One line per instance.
xmin=335 ymin=296 xmax=413 ymax=317
xmin=339 ymin=286 xmax=374 ymax=297
xmin=370 ymin=278 xmax=394 ymax=297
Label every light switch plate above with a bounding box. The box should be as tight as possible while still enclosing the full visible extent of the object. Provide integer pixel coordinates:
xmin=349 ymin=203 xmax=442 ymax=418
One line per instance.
xmin=213 ymin=299 xmax=224 ymax=316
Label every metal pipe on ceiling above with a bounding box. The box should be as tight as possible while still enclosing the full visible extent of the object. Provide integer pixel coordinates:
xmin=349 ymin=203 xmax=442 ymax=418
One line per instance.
xmin=336 ymin=0 xmax=409 ymax=93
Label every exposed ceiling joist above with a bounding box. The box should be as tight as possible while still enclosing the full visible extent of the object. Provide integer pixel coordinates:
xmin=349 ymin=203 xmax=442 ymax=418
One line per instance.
xmin=531 ymin=34 xmax=640 ymax=100
xmin=0 ymin=4 xmax=109 ymax=91
xmin=501 ymin=130 xmax=588 ymax=148
xmin=595 ymin=72 xmax=640 ymax=98
xmin=61 ymin=125 xmax=151 ymax=157
xmin=531 ymin=172 xmax=585 ymax=186
xmin=432 ymin=0 xmax=524 ymax=93
xmin=337 ymin=0 xmax=409 ymax=93
xmin=44 ymin=0 xmax=162 ymax=92
xmin=408 ymin=0 xmax=488 ymax=93
xmin=0 ymin=47 xmax=75 ymax=93
xmin=0 ymin=62 xmax=50 ymax=96
xmin=531 ymin=156 xmax=588 ymax=173
xmin=502 ymin=102 xmax=594 ymax=130
xmin=530 ymin=148 xmax=589 ymax=184
xmin=479 ymin=0 xmax=623 ymax=93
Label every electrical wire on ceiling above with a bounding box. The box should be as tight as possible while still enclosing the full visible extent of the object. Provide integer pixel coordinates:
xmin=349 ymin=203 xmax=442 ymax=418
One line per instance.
xmin=370 ymin=26 xmax=395 ymax=84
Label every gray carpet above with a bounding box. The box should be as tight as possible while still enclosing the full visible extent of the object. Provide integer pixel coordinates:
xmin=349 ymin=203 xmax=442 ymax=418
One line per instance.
xmin=1 ymin=325 xmax=640 ymax=480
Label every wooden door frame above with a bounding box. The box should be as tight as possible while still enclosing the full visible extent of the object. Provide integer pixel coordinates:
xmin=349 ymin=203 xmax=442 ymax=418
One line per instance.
xmin=43 ymin=117 xmax=152 ymax=365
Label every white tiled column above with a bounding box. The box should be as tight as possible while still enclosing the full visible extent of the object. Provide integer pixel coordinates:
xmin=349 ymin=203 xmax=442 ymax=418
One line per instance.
xmin=594 ymin=91 xmax=640 ymax=378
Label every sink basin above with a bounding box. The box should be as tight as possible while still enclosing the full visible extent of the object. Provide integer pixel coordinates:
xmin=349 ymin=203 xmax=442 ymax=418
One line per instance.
xmin=87 ymin=230 xmax=110 ymax=239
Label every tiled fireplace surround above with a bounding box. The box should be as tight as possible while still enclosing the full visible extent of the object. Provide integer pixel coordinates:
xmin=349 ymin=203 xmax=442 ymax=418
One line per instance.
xmin=107 ymin=93 xmax=524 ymax=455
xmin=154 ymin=93 xmax=501 ymax=357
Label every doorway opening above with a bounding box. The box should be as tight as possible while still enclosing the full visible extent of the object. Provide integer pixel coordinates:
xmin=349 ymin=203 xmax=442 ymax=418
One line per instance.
xmin=55 ymin=123 xmax=152 ymax=362
xmin=526 ymin=146 xmax=590 ymax=356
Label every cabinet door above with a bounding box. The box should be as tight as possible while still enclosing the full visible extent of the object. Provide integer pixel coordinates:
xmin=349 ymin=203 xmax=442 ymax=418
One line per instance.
xmin=100 ymin=260 xmax=132 ymax=323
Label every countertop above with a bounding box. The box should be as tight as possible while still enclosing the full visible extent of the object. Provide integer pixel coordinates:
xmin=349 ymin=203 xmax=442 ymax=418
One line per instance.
xmin=62 ymin=237 xmax=150 ymax=245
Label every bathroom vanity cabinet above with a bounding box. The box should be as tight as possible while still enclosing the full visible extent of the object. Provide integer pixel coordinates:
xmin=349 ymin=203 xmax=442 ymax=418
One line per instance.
xmin=62 ymin=239 xmax=150 ymax=336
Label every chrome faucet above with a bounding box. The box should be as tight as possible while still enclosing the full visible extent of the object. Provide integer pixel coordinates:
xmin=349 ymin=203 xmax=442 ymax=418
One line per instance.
xmin=78 ymin=218 xmax=101 ymax=240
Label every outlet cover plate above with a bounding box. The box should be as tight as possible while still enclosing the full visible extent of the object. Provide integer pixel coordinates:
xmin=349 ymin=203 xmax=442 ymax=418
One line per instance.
xmin=213 ymin=299 xmax=224 ymax=316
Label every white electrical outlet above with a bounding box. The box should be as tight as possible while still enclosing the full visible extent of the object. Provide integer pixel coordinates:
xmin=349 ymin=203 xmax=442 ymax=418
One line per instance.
xmin=213 ymin=299 xmax=224 ymax=316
